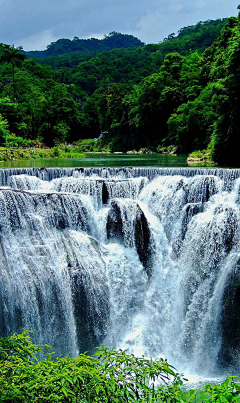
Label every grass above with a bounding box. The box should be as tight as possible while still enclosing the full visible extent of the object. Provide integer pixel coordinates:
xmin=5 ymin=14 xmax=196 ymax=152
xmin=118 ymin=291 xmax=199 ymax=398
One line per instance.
xmin=0 ymin=146 xmax=86 ymax=161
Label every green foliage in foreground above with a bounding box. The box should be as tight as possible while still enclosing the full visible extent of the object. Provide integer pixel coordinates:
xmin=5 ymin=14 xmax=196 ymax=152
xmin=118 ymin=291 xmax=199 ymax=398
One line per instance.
xmin=0 ymin=331 xmax=240 ymax=402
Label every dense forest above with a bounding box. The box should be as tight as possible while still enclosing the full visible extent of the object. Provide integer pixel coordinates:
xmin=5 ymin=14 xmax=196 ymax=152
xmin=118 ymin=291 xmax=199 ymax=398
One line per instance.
xmin=0 ymin=11 xmax=239 ymax=165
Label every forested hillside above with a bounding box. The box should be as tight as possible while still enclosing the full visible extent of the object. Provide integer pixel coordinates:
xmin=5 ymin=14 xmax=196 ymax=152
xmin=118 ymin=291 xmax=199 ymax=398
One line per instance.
xmin=0 ymin=49 xmax=97 ymax=147
xmin=0 ymin=12 xmax=240 ymax=164
xmin=29 ymin=19 xmax=227 ymax=94
xmin=27 ymin=32 xmax=145 ymax=58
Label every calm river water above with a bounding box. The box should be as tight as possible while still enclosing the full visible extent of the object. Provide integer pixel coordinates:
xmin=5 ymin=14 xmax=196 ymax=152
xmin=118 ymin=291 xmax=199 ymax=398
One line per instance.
xmin=0 ymin=153 xmax=193 ymax=168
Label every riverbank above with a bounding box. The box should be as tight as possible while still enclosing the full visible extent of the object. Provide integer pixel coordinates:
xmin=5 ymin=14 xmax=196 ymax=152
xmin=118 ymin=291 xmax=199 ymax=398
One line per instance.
xmin=0 ymin=146 xmax=217 ymax=168
xmin=0 ymin=146 xmax=86 ymax=161
xmin=187 ymin=149 xmax=215 ymax=165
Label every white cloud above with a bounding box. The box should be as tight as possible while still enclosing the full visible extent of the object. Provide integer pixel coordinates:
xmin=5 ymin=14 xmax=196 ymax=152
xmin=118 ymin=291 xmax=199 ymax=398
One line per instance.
xmin=0 ymin=0 xmax=238 ymax=49
xmin=195 ymin=1 xmax=207 ymax=10
xmin=15 ymin=30 xmax=58 ymax=51
xmin=82 ymin=33 xmax=105 ymax=40
xmin=130 ymin=0 xmax=238 ymax=43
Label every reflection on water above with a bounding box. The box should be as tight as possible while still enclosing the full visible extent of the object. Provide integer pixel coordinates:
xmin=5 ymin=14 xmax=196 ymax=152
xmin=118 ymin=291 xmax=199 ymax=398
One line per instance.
xmin=0 ymin=153 xmax=193 ymax=168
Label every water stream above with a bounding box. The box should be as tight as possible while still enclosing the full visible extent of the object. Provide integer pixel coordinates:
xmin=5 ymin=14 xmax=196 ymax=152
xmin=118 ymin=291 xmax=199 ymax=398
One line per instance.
xmin=0 ymin=167 xmax=240 ymax=379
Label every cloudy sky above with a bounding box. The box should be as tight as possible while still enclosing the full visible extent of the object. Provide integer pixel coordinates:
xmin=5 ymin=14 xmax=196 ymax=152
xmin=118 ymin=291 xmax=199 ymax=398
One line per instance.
xmin=0 ymin=0 xmax=238 ymax=50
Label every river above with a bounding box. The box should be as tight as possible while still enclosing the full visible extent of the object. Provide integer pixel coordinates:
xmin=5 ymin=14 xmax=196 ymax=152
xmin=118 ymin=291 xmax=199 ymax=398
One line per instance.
xmin=0 ymin=153 xmax=191 ymax=168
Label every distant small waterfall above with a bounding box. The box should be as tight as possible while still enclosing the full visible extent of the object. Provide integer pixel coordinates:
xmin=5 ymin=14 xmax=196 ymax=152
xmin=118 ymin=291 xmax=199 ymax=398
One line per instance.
xmin=0 ymin=167 xmax=240 ymax=376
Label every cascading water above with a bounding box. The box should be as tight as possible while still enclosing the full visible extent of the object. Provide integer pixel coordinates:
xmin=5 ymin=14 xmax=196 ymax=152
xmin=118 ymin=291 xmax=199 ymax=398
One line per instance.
xmin=0 ymin=167 xmax=240 ymax=378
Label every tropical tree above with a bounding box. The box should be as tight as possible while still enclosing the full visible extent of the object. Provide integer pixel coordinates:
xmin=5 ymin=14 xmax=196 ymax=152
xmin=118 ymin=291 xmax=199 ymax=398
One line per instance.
xmin=0 ymin=44 xmax=26 ymax=101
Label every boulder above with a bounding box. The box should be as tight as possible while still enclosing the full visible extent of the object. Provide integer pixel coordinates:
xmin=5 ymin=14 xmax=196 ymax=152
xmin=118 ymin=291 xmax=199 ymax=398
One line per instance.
xmin=107 ymin=199 xmax=154 ymax=277
xmin=135 ymin=208 xmax=153 ymax=278
xmin=218 ymin=263 xmax=240 ymax=370
xmin=106 ymin=200 xmax=124 ymax=241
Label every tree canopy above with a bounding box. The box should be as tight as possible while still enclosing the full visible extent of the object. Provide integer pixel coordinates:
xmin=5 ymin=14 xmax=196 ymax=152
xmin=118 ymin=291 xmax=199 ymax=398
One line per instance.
xmin=0 ymin=14 xmax=240 ymax=165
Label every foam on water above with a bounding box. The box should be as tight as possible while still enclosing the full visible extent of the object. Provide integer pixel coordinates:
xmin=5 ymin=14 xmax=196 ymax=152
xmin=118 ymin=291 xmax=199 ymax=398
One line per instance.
xmin=0 ymin=167 xmax=240 ymax=378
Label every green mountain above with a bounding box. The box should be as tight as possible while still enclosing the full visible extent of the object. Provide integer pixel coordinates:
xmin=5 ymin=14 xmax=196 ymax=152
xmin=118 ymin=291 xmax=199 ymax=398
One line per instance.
xmin=26 ymin=32 xmax=144 ymax=58
xmin=96 ymin=12 xmax=240 ymax=165
xmin=1 ymin=12 xmax=240 ymax=165
xmin=26 ymin=19 xmax=227 ymax=97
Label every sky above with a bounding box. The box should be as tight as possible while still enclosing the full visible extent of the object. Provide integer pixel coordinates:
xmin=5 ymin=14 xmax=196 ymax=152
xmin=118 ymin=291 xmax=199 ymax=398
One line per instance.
xmin=0 ymin=0 xmax=238 ymax=51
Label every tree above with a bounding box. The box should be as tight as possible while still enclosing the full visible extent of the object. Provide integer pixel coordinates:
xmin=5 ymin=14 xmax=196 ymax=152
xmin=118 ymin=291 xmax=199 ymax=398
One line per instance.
xmin=0 ymin=113 xmax=10 ymax=143
xmin=0 ymin=97 xmax=21 ymax=135
xmin=168 ymin=81 xmax=225 ymax=152
xmin=0 ymin=44 xmax=26 ymax=101
xmin=127 ymin=53 xmax=185 ymax=148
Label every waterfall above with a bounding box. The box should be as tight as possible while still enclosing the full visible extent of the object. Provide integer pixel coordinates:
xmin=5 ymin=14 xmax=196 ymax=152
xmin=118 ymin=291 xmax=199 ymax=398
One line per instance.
xmin=0 ymin=167 xmax=240 ymax=376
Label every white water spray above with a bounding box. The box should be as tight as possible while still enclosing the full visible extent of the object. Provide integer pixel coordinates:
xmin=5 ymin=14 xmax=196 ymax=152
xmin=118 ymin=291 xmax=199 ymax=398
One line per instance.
xmin=0 ymin=167 xmax=240 ymax=377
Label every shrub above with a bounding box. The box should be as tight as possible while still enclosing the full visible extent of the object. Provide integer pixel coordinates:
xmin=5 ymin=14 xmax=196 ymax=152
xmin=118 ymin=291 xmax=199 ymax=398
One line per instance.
xmin=1 ymin=331 xmax=240 ymax=402
xmin=74 ymin=138 xmax=96 ymax=152
xmin=51 ymin=146 xmax=61 ymax=157
xmin=0 ymin=113 xmax=10 ymax=142
xmin=4 ymin=134 xmax=35 ymax=148
xmin=0 ymin=331 xmax=183 ymax=402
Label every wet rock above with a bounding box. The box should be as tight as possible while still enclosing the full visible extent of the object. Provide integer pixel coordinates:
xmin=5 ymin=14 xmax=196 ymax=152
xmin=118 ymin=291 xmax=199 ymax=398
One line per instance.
xmin=106 ymin=201 xmax=124 ymax=241
xmin=102 ymin=182 xmax=109 ymax=205
xmin=135 ymin=208 xmax=153 ymax=278
xmin=213 ymin=206 xmax=238 ymax=254
xmin=69 ymin=252 xmax=109 ymax=354
xmin=38 ymin=193 xmax=91 ymax=233
xmin=182 ymin=203 xmax=204 ymax=239
xmin=218 ymin=263 xmax=240 ymax=371
xmin=172 ymin=202 xmax=204 ymax=259
xmin=107 ymin=199 xmax=154 ymax=277
xmin=188 ymin=176 xmax=221 ymax=203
